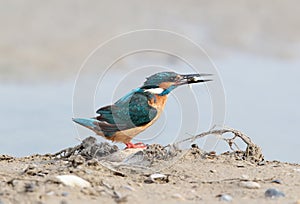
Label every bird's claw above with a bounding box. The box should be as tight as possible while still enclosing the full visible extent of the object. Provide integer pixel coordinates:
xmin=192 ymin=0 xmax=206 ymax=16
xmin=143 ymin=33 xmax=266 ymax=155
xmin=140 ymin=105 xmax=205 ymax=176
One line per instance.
xmin=125 ymin=142 xmax=147 ymax=149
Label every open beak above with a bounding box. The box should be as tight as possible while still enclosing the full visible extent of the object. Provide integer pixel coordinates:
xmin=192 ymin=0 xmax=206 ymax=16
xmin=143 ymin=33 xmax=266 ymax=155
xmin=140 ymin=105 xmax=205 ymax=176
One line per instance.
xmin=177 ymin=73 xmax=212 ymax=85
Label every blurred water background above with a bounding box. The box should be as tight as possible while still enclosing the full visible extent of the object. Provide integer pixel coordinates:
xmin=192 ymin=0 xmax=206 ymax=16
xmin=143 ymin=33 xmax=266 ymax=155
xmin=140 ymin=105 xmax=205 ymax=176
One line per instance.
xmin=0 ymin=0 xmax=299 ymax=163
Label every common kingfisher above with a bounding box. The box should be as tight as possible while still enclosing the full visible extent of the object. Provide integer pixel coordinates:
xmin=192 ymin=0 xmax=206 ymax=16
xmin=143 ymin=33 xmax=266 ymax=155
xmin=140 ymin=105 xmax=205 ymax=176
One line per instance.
xmin=73 ymin=72 xmax=211 ymax=148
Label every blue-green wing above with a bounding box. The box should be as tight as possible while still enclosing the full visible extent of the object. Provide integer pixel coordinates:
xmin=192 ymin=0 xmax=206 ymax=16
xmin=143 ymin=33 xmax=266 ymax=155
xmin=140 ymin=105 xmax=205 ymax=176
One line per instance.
xmin=96 ymin=91 xmax=157 ymax=133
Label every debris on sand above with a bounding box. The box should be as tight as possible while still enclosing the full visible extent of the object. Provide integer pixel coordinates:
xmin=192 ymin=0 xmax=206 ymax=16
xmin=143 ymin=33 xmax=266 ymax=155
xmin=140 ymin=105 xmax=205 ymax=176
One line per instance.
xmin=175 ymin=127 xmax=265 ymax=163
xmin=55 ymin=128 xmax=263 ymax=165
xmin=53 ymin=136 xmax=119 ymax=159
xmin=48 ymin=127 xmax=265 ymax=176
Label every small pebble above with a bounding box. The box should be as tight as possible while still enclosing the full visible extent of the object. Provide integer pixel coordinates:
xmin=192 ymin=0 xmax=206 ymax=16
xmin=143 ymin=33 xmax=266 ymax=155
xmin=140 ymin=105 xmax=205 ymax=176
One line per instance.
xmin=46 ymin=191 xmax=55 ymax=196
xmin=265 ymin=188 xmax=285 ymax=198
xmin=10 ymin=179 xmax=19 ymax=187
xmin=136 ymin=183 xmax=143 ymax=187
xmin=207 ymin=151 xmax=217 ymax=158
xmin=172 ymin=193 xmax=185 ymax=200
xmin=210 ymin=169 xmax=217 ymax=173
xmin=69 ymin=155 xmax=85 ymax=167
xmin=61 ymin=192 xmax=69 ymax=197
xmin=61 ymin=200 xmax=68 ymax=204
xmin=123 ymin=185 xmax=135 ymax=191
xmin=191 ymin=144 xmax=199 ymax=148
xmin=240 ymin=181 xmax=261 ymax=189
xmin=271 ymin=179 xmax=282 ymax=184
xmin=258 ymin=160 xmax=266 ymax=166
xmin=217 ymin=194 xmax=233 ymax=202
xmin=24 ymin=183 xmax=35 ymax=192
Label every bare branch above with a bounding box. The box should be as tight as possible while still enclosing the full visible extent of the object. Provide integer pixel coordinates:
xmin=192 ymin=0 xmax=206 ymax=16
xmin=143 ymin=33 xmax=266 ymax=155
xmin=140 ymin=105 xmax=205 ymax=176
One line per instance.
xmin=175 ymin=127 xmax=264 ymax=163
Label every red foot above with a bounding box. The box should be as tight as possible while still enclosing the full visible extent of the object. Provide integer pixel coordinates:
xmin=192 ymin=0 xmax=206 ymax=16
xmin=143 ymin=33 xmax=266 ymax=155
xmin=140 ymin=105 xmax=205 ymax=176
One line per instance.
xmin=125 ymin=142 xmax=147 ymax=149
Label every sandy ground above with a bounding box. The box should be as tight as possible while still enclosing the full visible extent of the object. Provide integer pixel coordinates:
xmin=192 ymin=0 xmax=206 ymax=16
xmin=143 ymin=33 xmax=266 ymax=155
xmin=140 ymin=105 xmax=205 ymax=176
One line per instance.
xmin=0 ymin=137 xmax=299 ymax=204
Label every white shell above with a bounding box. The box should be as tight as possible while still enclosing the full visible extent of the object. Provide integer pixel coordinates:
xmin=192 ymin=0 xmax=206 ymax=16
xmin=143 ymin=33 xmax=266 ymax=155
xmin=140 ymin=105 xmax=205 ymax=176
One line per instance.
xmin=56 ymin=175 xmax=91 ymax=188
xmin=150 ymin=173 xmax=167 ymax=180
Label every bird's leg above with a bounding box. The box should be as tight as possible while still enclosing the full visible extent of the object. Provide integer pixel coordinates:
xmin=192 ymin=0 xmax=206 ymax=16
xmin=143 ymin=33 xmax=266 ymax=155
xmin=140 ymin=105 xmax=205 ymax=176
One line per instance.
xmin=125 ymin=142 xmax=147 ymax=149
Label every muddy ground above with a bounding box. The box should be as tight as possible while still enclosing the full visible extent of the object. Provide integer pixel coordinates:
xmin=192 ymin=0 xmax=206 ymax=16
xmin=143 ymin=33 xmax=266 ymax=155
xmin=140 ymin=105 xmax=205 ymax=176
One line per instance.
xmin=0 ymin=136 xmax=299 ymax=204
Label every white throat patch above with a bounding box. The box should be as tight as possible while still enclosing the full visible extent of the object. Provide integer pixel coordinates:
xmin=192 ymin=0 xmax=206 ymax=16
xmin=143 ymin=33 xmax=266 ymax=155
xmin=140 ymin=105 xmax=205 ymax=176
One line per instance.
xmin=144 ymin=88 xmax=164 ymax=94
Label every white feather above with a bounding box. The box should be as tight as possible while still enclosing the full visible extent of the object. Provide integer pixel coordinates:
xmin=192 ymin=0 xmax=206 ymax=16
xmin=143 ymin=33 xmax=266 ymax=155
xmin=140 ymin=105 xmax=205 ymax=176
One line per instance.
xmin=144 ymin=88 xmax=164 ymax=94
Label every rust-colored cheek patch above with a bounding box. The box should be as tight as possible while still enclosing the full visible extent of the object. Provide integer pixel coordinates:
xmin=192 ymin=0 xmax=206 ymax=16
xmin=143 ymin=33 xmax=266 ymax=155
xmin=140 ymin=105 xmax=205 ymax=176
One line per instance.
xmin=159 ymin=82 xmax=175 ymax=89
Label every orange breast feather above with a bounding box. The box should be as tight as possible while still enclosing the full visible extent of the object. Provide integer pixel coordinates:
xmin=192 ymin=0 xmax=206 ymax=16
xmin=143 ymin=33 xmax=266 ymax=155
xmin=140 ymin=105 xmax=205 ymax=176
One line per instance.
xmin=109 ymin=94 xmax=168 ymax=143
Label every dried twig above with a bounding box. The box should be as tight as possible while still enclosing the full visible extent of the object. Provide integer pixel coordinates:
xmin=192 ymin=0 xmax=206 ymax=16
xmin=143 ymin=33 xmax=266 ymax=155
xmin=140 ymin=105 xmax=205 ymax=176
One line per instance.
xmin=175 ymin=127 xmax=264 ymax=163
xmin=97 ymin=161 xmax=127 ymax=177
xmin=199 ymin=176 xmax=275 ymax=184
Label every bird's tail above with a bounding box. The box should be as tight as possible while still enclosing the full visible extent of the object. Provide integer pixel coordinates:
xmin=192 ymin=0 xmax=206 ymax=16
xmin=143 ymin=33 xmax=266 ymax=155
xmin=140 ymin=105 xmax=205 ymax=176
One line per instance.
xmin=72 ymin=117 xmax=127 ymax=136
xmin=72 ymin=118 xmax=99 ymax=130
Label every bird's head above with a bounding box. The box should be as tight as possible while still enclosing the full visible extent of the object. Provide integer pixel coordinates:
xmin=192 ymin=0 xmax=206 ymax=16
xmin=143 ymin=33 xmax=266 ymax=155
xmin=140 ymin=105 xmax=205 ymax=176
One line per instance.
xmin=141 ymin=71 xmax=212 ymax=95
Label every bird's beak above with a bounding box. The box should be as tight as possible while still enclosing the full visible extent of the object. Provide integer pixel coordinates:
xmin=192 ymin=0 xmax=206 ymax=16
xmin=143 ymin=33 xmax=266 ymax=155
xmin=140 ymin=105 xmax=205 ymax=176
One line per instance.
xmin=177 ymin=73 xmax=212 ymax=85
